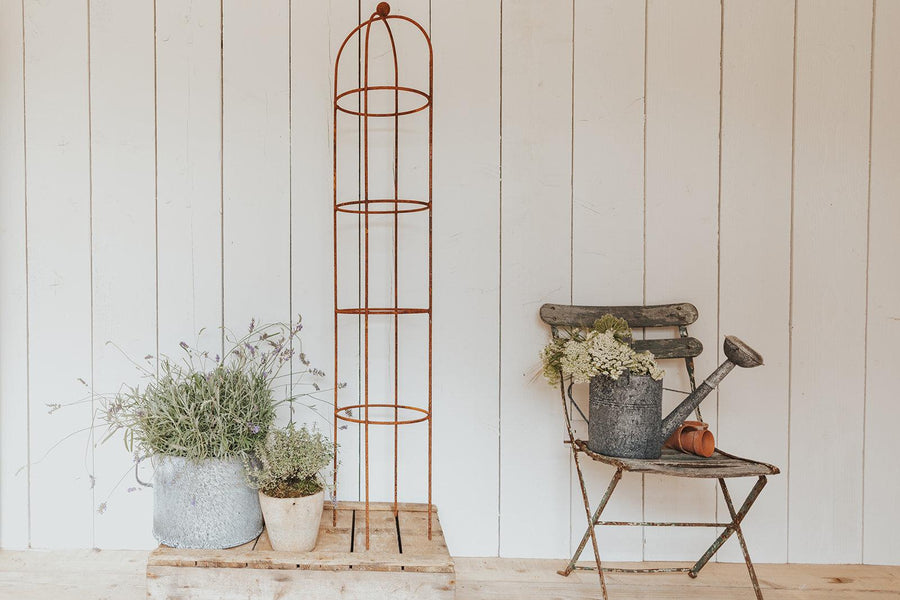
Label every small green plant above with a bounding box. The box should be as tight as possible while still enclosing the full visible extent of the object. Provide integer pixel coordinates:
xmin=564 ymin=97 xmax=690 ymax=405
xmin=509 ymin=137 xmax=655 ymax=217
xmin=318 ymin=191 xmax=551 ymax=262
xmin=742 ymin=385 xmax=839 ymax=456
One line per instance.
xmin=247 ymin=423 xmax=336 ymax=498
xmin=540 ymin=314 xmax=664 ymax=385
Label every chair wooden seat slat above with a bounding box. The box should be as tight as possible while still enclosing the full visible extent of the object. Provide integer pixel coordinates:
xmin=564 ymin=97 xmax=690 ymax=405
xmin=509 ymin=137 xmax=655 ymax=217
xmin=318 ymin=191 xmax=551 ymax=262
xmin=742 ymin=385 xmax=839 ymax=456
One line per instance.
xmin=572 ymin=442 xmax=779 ymax=479
xmin=542 ymin=302 xmax=779 ymax=600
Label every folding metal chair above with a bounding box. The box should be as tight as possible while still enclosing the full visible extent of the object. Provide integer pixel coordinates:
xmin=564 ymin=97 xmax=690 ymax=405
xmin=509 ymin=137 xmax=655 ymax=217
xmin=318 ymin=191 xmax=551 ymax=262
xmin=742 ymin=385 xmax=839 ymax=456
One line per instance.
xmin=540 ymin=302 xmax=780 ymax=600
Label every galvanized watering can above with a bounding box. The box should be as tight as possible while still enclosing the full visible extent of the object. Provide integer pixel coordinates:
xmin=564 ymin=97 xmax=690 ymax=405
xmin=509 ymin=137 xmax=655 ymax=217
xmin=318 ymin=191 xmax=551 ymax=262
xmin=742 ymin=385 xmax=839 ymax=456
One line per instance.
xmin=588 ymin=336 xmax=763 ymax=459
xmin=136 ymin=455 xmax=263 ymax=549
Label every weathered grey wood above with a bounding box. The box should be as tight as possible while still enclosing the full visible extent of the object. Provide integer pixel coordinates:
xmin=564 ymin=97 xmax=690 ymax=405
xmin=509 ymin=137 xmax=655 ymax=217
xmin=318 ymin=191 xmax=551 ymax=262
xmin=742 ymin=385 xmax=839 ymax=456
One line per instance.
xmin=573 ymin=442 xmax=779 ymax=479
xmin=146 ymin=502 xmax=455 ymax=599
xmin=149 ymin=548 xmax=453 ymax=572
xmin=540 ymin=303 xmax=699 ymax=328
xmin=147 ymin=567 xmax=455 ymax=600
xmin=7 ymin=550 xmax=900 ymax=600
xmin=633 ymin=338 xmax=703 ymax=359
xmin=540 ymin=304 xmax=702 ymax=357
xmin=330 ymin=501 xmax=436 ymax=512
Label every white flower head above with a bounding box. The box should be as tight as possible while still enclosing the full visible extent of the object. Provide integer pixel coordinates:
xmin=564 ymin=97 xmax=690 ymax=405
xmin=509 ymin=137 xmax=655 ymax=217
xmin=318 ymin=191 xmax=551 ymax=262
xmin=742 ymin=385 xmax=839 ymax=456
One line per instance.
xmin=540 ymin=317 xmax=665 ymax=385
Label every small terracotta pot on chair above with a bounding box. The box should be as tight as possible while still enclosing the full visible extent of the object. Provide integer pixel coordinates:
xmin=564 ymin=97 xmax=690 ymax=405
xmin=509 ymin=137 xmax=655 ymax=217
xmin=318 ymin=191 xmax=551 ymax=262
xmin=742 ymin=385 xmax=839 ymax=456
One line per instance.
xmin=664 ymin=420 xmax=715 ymax=458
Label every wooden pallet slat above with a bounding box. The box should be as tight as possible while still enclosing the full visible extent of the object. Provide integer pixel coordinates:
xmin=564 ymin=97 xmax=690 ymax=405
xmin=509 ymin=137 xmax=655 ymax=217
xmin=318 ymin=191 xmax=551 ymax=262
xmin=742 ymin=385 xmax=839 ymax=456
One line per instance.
xmin=146 ymin=502 xmax=455 ymax=599
xmin=311 ymin=505 xmax=354 ymax=554
xmin=353 ymin=505 xmax=401 ymax=556
xmin=398 ymin=509 xmax=449 ymax=558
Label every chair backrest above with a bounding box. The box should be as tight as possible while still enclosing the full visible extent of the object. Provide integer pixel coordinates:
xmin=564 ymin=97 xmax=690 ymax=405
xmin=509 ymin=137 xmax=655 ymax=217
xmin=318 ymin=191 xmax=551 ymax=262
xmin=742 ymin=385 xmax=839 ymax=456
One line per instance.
xmin=539 ymin=302 xmax=703 ymax=360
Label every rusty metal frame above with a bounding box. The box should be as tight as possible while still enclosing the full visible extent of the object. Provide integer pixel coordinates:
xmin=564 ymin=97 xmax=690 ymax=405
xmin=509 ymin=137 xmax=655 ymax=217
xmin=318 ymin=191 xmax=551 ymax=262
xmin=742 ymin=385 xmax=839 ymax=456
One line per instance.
xmin=332 ymin=2 xmax=434 ymax=550
xmin=554 ymin=323 xmax=772 ymax=600
xmin=558 ymin=378 xmax=610 ymax=598
xmin=559 ymin=463 xmax=768 ymax=598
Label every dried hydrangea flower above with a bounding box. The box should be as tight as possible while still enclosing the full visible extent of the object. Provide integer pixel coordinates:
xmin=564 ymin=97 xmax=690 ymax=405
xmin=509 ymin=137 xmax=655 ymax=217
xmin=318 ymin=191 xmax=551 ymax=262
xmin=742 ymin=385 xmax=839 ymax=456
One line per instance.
xmin=540 ymin=315 xmax=664 ymax=385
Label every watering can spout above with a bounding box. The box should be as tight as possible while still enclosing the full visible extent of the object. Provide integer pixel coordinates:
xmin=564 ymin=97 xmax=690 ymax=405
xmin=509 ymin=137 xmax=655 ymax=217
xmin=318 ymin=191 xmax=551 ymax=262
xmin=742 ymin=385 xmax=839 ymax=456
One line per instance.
xmin=659 ymin=336 xmax=763 ymax=443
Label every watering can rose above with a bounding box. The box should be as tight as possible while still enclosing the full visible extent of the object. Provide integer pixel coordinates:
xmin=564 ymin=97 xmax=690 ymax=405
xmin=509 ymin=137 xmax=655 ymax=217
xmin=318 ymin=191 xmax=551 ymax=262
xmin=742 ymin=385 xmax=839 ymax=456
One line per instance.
xmin=540 ymin=316 xmax=664 ymax=385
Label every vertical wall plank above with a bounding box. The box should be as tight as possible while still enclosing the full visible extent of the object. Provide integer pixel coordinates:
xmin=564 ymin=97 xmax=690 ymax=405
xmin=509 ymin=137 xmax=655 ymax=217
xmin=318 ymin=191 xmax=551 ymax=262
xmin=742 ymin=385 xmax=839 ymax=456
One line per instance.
xmin=863 ymin=0 xmax=900 ymax=567
xmin=789 ymin=0 xmax=872 ymax=565
xmin=88 ymin=0 xmax=157 ymax=549
xmin=360 ymin=0 xmax=433 ymax=514
xmin=288 ymin=0 xmax=349 ymax=511
xmin=24 ymin=0 xmax=94 ymax=548
xmin=288 ymin=1 xmax=333 ymax=428
xmin=332 ymin=0 xmax=363 ymax=501
xmin=156 ymin=0 xmax=223 ymax=356
xmin=0 ymin=0 xmax=29 ymax=550
xmin=432 ymin=0 xmax=501 ymax=556
xmin=643 ymin=0 xmax=721 ymax=561
xmin=499 ymin=0 xmax=573 ymax=559
xmin=391 ymin=0 xmax=431 ymax=514
xmin=221 ymin=1 xmax=290 ymax=358
xmin=716 ymin=0 xmax=793 ymax=563
xmin=570 ymin=0 xmax=646 ymax=562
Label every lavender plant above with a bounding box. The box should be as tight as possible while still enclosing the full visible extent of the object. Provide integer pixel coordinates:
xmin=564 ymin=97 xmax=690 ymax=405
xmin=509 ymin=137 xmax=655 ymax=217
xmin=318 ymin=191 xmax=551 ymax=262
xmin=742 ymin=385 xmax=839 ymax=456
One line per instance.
xmin=540 ymin=314 xmax=664 ymax=385
xmin=42 ymin=317 xmax=341 ymax=514
xmin=53 ymin=317 xmax=336 ymax=463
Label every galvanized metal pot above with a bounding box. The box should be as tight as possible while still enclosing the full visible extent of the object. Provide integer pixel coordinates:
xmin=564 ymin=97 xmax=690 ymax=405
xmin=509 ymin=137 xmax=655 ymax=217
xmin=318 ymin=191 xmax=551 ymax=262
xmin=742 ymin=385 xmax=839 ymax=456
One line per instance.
xmin=137 ymin=455 xmax=263 ymax=549
xmin=588 ymin=373 xmax=664 ymax=459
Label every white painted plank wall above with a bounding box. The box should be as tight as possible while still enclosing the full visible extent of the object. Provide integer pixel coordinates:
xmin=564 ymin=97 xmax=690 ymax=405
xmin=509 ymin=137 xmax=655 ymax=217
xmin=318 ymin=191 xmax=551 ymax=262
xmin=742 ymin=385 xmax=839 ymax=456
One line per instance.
xmin=221 ymin=0 xmax=291 ymax=355
xmin=499 ymin=0 xmax=573 ymax=559
xmin=432 ymin=0 xmax=501 ymax=556
xmin=363 ymin=0 xmax=431 ymax=514
xmin=89 ymin=0 xmax=157 ymax=549
xmin=716 ymin=0 xmax=793 ymax=563
xmin=393 ymin=0 xmax=431 ymax=512
xmin=863 ymin=0 xmax=900 ymax=567
xmin=643 ymin=0 xmax=721 ymax=561
xmin=289 ymin=0 xmax=335 ymax=430
xmin=23 ymin=0 xmax=94 ymax=549
xmin=156 ymin=0 xmax=223 ymax=358
xmin=331 ymin=0 xmax=363 ymax=504
xmin=0 ymin=0 xmax=898 ymax=566
xmin=0 ymin=0 xmax=29 ymax=550
xmin=789 ymin=0 xmax=872 ymax=564
xmin=570 ymin=0 xmax=645 ymax=563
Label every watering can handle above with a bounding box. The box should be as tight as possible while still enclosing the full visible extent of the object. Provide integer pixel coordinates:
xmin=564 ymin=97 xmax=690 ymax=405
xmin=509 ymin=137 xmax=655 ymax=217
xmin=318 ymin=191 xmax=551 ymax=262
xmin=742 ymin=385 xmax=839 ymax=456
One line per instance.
xmin=134 ymin=456 xmax=152 ymax=488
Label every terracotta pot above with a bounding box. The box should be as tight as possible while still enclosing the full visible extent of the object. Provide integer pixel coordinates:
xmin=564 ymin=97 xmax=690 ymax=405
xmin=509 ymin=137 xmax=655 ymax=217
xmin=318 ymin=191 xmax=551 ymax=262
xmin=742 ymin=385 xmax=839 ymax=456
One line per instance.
xmin=258 ymin=489 xmax=324 ymax=552
xmin=664 ymin=420 xmax=715 ymax=458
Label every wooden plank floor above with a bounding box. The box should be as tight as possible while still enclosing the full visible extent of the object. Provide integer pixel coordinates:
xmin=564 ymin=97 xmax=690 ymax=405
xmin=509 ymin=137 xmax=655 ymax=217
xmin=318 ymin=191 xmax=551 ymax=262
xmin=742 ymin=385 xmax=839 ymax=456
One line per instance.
xmin=0 ymin=550 xmax=898 ymax=599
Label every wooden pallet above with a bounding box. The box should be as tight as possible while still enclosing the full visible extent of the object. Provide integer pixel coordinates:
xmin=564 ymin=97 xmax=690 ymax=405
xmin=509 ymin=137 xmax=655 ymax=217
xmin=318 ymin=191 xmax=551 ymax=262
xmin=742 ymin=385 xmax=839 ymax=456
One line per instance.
xmin=146 ymin=502 xmax=455 ymax=600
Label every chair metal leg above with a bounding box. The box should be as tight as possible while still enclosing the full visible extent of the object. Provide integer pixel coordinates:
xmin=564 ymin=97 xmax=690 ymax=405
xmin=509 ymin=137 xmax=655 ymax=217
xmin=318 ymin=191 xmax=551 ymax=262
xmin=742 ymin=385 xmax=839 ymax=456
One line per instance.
xmin=689 ymin=476 xmax=768 ymax=590
xmin=559 ymin=467 xmax=623 ymax=578
xmin=559 ymin=381 xmax=610 ymax=599
xmin=720 ymin=477 xmax=766 ymax=600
